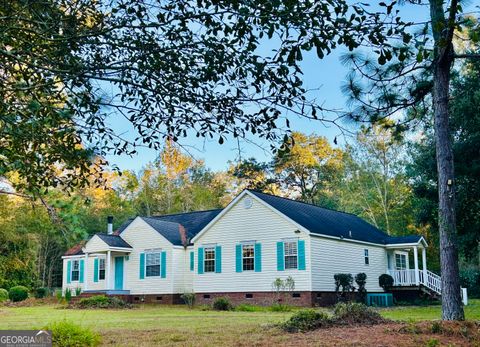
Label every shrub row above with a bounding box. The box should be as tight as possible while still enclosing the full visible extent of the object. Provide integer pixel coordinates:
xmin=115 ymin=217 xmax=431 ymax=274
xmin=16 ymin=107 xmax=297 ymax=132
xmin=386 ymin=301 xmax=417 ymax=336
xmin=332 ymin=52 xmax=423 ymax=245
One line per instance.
xmin=76 ymin=295 xmax=131 ymax=309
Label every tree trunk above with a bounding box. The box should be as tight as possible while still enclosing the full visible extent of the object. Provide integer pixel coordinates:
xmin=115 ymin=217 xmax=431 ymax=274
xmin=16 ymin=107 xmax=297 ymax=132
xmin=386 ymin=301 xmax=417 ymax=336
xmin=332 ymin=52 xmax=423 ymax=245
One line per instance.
xmin=430 ymin=0 xmax=464 ymax=320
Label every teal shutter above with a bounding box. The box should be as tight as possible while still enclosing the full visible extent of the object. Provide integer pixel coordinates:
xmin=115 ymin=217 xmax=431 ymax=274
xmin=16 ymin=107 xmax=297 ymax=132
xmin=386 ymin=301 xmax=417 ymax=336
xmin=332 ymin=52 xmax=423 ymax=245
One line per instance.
xmin=277 ymin=242 xmax=284 ymax=271
xmin=215 ymin=246 xmax=222 ymax=273
xmin=67 ymin=260 xmax=71 ymax=284
xmin=139 ymin=253 xmax=145 ymax=279
xmin=79 ymin=259 xmax=84 ymax=283
xmin=298 ymin=240 xmax=306 ymax=270
xmin=198 ymin=247 xmax=204 ymax=274
xmin=161 ymin=251 xmax=167 ymax=278
xmin=254 ymin=243 xmax=262 ymax=272
xmin=93 ymin=258 xmax=99 ymax=282
xmin=190 ymin=251 xmax=194 ymax=271
xmin=235 ymin=244 xmax=242 ymax=273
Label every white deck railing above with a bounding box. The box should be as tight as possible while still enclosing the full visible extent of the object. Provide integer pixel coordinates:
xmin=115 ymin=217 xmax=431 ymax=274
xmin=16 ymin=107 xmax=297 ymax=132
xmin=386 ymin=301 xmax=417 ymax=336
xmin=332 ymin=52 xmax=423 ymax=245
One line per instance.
xmin=387 ymin=269 xmax=441 ymax=295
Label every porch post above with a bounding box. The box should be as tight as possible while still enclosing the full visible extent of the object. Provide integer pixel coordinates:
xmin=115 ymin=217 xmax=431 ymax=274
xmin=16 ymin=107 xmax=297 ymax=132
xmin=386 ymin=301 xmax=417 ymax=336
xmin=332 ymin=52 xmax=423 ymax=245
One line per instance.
xmin=422 ymin=247 xmax=427 ymax=284
xmin=84 ymin=252 xmax=89 ymax=291
xmin=106 ymin=250 xmax=111 ymax=290
xmin=413 ymin=246 xmax=419 ymax=286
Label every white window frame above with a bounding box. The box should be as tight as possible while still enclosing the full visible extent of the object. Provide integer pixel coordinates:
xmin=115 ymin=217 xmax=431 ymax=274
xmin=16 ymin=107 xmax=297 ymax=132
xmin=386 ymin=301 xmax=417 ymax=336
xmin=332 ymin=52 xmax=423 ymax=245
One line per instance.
xmin=395 ymin=252 xmax=408 ymax=270
xmin=284 ymin=241 xmax=298 ymax=270
xmin=145 ymin=252 xmax=161 ymax=277
xmin=98 ymin=258 xmax=106 ymax=281
xmin=364 ymin=249 xmax=369 ymax=265
xmin=204 ymin=247 xmax=216 ymax=273
xmin=242 ymin=243 xmax=255 ymax=271
xmin=71 ymin=259 xmax=80 ymax=282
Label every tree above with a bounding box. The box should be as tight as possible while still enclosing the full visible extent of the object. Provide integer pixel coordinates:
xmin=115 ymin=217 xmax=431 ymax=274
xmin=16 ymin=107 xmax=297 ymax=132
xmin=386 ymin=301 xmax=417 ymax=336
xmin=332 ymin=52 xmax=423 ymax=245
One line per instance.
xmin=342 ymin=2 xmax=480 ymax=320
xmin=407 ymin=54 xmax=480 ymax=272
xmin=337 ymin=126 xmax=416 ymax=236
xmin=273 ymin=132 xmax=344 ymax=204
xmin=1 ymin=0 xmax=391 ymax=196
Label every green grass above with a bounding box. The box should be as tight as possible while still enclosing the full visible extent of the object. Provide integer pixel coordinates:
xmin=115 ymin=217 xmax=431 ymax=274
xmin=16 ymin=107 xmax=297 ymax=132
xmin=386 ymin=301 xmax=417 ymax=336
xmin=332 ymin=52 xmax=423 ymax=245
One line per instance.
xmin=380 ymin=299 xmax=480 ymax=321
xmin=0 ymin=300 xmax=478 ymax=346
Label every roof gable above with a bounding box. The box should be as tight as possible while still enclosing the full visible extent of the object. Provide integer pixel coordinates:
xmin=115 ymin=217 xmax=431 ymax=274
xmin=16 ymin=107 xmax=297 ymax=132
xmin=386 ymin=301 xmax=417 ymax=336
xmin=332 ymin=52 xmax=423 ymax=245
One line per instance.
xmin=120 ymin=210 xmax=222 ymax=246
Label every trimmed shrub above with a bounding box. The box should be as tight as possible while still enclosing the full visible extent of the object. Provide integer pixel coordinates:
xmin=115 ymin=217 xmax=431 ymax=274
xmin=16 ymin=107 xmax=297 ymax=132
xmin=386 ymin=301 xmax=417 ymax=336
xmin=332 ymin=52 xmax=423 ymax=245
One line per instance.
xmin=9 ymin=286 xmax=29 ymax=302
xmin=56 ymin=289 xmax=63 ymax=303
xmin=34 ymin=287 xmax=48 ymax=299
xmin=212 ymin=297 xmax=232 ymax=311
xmin=355 ymin=273 xmax=367 ymax=303
xmin=76 ymin=295 xmax=130 ymax=309
xmin=332 ymin=302 xmax=385 ymax=325
xmin=281 ymin=309 xmax=330 ymax=333
xmin=334 ymin=273 xmax=355 ymax=302
xmin=181 ymin=292 xmax=196 ymax=309
xmin=0 ymin=288 xmax=8 ymax=302
xmin=44 ymin=320 xmax=101 ymax=346
xmin=379 ymin=274 xmax=394 ymax=292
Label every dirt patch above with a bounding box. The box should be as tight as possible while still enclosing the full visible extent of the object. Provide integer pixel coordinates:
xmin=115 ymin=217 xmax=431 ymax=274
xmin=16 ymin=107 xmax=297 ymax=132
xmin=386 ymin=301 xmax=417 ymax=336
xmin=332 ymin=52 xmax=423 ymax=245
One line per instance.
xmin=99 ymin=321 xmax=480 ymax=346
xmin=1 ymin=297 xmax=58 ymax=308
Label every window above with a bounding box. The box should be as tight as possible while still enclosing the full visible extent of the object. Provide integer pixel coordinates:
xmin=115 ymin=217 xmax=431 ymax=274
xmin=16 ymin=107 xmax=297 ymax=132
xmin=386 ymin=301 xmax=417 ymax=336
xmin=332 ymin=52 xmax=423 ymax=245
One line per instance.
xmin=99 ymin=258 xmax=106 ymax=280
xmin=245 ymin=293 xmax=253 ymax=299
xmin=395 ymin=253 xmax=407 ymax=270
xmin=146 ymin=252 xmax=161 ymax=277
xmin=364 ymin=249 xmax=369 ymax=265
xmin=284 ymin=241 xmax=298 ymax=270
xmin=242 ymin=244 xmax=255 ymax=271
xmin=204 ymin=247 xmax=215 ymax=273
xmin=71 ymin=260 xmax=80 ymax=281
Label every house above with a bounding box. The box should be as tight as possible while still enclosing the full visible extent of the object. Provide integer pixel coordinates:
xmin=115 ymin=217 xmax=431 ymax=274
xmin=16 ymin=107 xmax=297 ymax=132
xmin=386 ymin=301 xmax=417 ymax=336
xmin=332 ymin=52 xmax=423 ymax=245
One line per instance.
xmin=62 ymin=190 xmax=440 ymax=306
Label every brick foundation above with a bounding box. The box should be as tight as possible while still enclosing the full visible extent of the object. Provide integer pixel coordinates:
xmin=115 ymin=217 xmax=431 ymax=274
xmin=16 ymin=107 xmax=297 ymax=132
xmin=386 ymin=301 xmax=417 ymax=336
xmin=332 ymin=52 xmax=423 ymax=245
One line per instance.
xmin=74 ymin=290 xmax=424 ymax=307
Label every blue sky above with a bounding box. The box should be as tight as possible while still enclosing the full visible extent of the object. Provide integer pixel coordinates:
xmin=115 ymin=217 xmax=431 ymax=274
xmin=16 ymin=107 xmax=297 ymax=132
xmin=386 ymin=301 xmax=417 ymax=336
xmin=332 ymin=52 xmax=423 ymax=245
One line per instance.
xmin=103 ymin=2 xmax=461 ymax=173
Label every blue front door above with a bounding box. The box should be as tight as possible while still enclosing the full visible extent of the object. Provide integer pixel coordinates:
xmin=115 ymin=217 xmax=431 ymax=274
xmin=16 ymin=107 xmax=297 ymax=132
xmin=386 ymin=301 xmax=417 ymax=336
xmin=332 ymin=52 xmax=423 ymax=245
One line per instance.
xmin=114 ymin=257 xmax=124 ymax=290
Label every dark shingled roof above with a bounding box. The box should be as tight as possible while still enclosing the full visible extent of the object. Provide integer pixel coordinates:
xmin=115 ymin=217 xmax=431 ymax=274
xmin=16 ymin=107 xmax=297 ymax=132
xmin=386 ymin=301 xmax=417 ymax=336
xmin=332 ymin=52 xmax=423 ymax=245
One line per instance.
xmin=249 ymin=190 xmax=422 ymax=246
xmin=96 ymin=234 xmax=132 ymax=248
xmin=118 ymin=209 xmax=222 ymax=246
xmin=64 ymin=241 xmax=85 ymax=256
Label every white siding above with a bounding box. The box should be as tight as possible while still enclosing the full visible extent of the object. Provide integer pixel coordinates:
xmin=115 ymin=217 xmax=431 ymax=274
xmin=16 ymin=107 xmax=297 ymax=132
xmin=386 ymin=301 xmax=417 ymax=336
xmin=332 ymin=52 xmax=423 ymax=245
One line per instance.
xmin=62 ymin=256 xmax=85 ymax=294
xmin=310 ymin=236 xmax=387 ymax=292
xmin=193 ymin=195 xmax=311 ymax=293
xmin=120 ymin=218 xmax=175 ymax=295
xmin=84 ymin=235 xmax=109 ymax=253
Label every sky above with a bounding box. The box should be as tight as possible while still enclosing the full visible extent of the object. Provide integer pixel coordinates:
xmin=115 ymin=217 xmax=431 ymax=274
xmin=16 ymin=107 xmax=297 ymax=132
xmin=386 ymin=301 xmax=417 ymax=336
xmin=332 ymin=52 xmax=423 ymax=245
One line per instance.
xmin=102 ymin=2 xmax=465 ymax=173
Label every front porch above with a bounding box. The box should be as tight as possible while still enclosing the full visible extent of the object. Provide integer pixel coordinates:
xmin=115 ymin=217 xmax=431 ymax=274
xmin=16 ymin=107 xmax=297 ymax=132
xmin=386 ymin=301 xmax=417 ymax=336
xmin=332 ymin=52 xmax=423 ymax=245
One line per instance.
xmin=386 ymin=239 xmax=442 ymax=296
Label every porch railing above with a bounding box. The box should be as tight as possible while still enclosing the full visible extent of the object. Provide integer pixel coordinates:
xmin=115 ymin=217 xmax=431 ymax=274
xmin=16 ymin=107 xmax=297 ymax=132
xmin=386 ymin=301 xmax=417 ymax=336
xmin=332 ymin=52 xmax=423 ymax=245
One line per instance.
xmin=387 ymin=269 xmax=441 ymax=295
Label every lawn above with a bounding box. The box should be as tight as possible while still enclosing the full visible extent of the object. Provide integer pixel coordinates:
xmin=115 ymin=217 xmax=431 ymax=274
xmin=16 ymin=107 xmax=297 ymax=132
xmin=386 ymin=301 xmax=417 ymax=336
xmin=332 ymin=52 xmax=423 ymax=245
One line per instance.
xmin=0 ymin=300 xmax=478 ymax=346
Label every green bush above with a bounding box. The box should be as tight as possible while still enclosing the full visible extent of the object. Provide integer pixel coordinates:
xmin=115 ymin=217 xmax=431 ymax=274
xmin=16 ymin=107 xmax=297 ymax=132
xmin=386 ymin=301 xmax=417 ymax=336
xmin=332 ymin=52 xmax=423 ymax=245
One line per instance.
xmin=75 ymin=287 xmax=82 ymax=296
xmin=9 ymin=286 xmax=29 ymax=302
xmin=64 ymin=288 xmax=72 ymax=303
xmin=212 ymin=297 xmax=232 ymax=311
xmin=460 ymin=267 xmax=480 ymax=298
xmin=235 ymin=304 xmax=264 ymax=312
xmin=76 ymin=295 xmax=130 ymax=309
xmin=44 ymin=320 xmax=101 ymax=346
xmin=0 ymin=288 xmax=9 ymax=302
xmin=34 ymin=287 xmax=48 ymax=299
xmin=56 ymin=290 xmax=63 ymax=303
xmin=281 ymin=309 xmax=330 ymax=333
xmin=332 ymin=302 xmax=385 ymax=325
xmin=269 ymin=303 xmax=292 ymax=312
xmin=379 ymin=274 xmax=394 ymax=292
